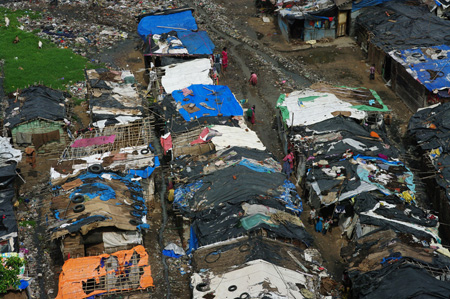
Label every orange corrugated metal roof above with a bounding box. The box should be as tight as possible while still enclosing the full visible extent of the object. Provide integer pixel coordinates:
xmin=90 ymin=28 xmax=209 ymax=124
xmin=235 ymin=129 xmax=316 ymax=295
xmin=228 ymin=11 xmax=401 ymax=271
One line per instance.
xmin=56 ymin=245 xmax=153 ymax=299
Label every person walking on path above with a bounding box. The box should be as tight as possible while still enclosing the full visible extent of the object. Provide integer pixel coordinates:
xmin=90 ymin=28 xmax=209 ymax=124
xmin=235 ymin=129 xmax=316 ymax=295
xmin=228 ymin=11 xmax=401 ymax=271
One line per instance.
xmin=369 ymin=64 xmax=375 ymax=80
xmin=249 ymin=72 xmax=258 ymax=86
xmin=282 ymin=149 xmax=294 ymax=179
xmin=221 ymin=47 xmax=228 ymax=73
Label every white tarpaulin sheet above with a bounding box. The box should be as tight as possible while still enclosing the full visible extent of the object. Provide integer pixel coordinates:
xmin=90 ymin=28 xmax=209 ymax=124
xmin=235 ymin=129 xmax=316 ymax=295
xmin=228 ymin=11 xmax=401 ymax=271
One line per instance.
xmin=210 ymin=123 xmax=266 ymax=151
xmin=161 ymin=58 xmax=213 ymax=94
xmin=0 ymin=137 xmax=22 ymax=166
xmin=279 ymin=90 xmax=367 ymax=127
xmin=192 ymin=259 xmax=311 ymax=299
xmin=103 ymin=231 xmax=142 ymax=248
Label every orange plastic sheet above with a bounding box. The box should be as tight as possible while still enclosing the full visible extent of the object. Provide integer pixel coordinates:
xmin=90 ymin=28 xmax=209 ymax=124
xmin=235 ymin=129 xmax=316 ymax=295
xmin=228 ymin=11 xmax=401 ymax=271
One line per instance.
xmin=56 ymin=245 xmax=153 ymax=299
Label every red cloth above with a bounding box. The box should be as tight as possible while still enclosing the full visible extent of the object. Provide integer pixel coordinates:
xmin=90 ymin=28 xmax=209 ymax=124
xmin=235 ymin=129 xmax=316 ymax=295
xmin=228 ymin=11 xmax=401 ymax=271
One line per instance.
xmin=71 ymin=135 xmax=116 ymax=148
xmin=221 ymin=51 xmax=228 ymax=67
xmin=190 ymin=128 xmax=210 ymax=145
xmin=160 ymin=133 xmax=173 ymax=154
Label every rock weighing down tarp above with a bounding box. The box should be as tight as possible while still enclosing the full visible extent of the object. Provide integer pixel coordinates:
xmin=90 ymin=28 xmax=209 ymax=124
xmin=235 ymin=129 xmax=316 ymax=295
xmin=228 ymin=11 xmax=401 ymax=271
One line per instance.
xmin=171 ymin=84 xmax=243 ymax=121
xmin=56 ymin=245 xmax=153 ymax=299
xmin=391 ymin=45 xmax=450 ymax=92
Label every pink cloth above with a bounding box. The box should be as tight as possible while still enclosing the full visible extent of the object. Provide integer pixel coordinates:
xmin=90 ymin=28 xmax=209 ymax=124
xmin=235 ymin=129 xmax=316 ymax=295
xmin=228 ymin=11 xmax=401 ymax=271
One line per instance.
xmin=191 ymin=128 xmax=210 ymax=145
xmin=71 ymin=135 xmax=116 ymax=148
xmin=182 ymin=88 xmax=193 ymax=96
xmin=161 ymin=133 xmax=173 ymax=154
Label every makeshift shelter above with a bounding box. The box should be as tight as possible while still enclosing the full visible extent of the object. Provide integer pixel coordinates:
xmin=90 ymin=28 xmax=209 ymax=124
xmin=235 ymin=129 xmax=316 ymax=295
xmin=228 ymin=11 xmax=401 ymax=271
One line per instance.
xmin=276 ymin=0 xmax=337 ymax=42
xmin=389 ymin=45 xmax=450 ymax=108
xmin=340 ymin=228 xmax=450 ymax=298
xmin=50 ymin=170 xmax=149 ymax=258
xmin=4 ymin=86 xmax=69 ymax=153
xmin=56 ymin=245 xmax=153 ymax=299
xmin=159 ymin=59 xmax=213 ymax=94
xmin=408 ymin=102 xmax=450 ymax=241
xmin=171 ymin=147 xmax=310 ymax=249
xmin=53 ymin=118 xmax=157 ymax=184
xmin=137 ymin=9 xmax=215 ymax=72
xmin=0 ymin=164 xmax=19 ymax=253
xmin=355 ymin=0 xmax=450 ymax=110
xmin=85 ymin=69 xmax=144 ymax=129
xmin=155 ymin=85 xmax=247 ymax=157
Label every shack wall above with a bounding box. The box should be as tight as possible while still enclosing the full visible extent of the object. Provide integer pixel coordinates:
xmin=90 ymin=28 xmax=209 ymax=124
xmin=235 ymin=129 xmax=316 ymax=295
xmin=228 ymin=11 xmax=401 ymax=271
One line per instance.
xmin=391 ymin=58 xmax=427 ymax=111
xmin=11 ymin=119 xmax=67 ymax=152
xmin=278 ymin=15 xmax=290 ymax=42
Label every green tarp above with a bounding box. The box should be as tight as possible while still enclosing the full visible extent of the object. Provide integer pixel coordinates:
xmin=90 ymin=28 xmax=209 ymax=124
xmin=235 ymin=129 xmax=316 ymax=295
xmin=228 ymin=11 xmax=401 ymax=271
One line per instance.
xmin=240 ymin=214 xmax=278 ymax=230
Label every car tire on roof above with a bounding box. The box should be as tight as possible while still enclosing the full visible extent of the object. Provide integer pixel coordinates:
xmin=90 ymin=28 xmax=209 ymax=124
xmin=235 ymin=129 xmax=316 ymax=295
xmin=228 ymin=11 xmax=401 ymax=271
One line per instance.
xmin=71 ymin=195 xmax=85 ymax=204
xmin=88 ymin=164 xmax=103 ymax=174
xmin=73 ymin=204 xmax=85 ymax=213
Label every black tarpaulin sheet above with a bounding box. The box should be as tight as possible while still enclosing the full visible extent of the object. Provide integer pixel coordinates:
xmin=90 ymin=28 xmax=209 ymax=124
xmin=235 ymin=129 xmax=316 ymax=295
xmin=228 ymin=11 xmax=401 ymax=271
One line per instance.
xmin=172 ymin=146 xmax=276 ymax=179
xmin=0 ymin=163 xmax=18 ymax=252
xmin=191 ymin=204 xmax=313 ymax=247
xmin=153 ymin=95 xmax=240 ymax=133
xmin=350 ymin=263 xmax=450 ymax=298
xmin=356 ymin=0 xmax=450 ymax=52
xmin=5 ymin=86 xmax=67 ymax=129
xmin=408 ymin=102 xmax=450 ymax=200
xmin=181 ymin=165 xmax=297 ymax=212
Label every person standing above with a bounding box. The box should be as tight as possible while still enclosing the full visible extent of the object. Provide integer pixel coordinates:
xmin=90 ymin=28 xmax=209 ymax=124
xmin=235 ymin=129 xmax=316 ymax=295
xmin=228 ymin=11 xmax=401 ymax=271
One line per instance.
xmin=282 ymin=149 xmax=294 ymax=179
xmin=315 ymin=216 xmax=324 ymax=233
xmin=246 ymin=105 xmax=255 ymax=125
xmin=369 ymin=64 xmax=375 ymax=80
xmin=322 ymin=219 xmax=330 ymax=235
xmin=5 ymin=16 xmax=9 ymax=28
xmin=221 ymin=47 xmax=228 ymax=72
xmin=249 ymin=72 xmax=258 ymax=86
xmin=309 ymin=207 xmax=316 ymax=225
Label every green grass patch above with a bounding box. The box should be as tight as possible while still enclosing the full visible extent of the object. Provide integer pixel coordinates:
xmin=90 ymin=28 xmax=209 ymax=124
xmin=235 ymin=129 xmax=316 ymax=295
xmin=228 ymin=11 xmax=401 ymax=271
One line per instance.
xmin=72 ymin=97 xmax=86 ymax=106
xmin=0 ymin=7 xmax=98 ymax=93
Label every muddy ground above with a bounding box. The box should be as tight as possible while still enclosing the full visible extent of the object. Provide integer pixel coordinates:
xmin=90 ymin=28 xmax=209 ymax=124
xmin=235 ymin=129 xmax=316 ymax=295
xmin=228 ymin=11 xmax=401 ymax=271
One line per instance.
xmin=6 ymin=0 xmax=423 ymax=298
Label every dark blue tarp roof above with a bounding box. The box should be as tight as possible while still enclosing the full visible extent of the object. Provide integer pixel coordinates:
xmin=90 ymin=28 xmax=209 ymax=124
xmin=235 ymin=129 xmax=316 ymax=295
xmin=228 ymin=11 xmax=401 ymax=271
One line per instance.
xmin=178 ymin=31 xmax=215 ymax=55
xmin=352 ymin=0 xmax=393 ymax=11
xmin=397 ymin=45 xmax=450 ymax=91
xmin=137 ymin=10 xmax=198 ymax=40
xmin=171 ymin=85 xmax=243 ymax=121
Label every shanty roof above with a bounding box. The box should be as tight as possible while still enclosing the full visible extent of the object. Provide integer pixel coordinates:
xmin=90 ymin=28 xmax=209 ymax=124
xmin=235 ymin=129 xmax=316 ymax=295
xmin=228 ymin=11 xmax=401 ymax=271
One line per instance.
xmin=409 ymin=102 xmax=450 ymax=202
xmin=86 ymin=69 xmax=143 ymax=129
xmin=4 ymin=85 xmax=67 ymax=129
xmin=192 ymin=259 xmax=315 ymax=299
xmin=171 ymin=85 xmax=243 ymax=121
xmin=56 ymin=245 xmax=153 ymax=299
xmin=161 ymin=58 xmax=213 ymax=94
xmin=356 ymin=1 xmax=450 ymax=51
xmin=137 ymin=10 xmax=198 ymax=39
xmin=50 ymin=170 xmax=149 ymax=239
xmin=390 ymin=45 xmax=450 ymax=92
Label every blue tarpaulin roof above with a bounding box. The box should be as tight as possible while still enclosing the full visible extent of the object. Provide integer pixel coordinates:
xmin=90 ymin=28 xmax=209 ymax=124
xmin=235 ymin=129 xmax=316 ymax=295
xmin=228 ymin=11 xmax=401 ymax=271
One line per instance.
xmin=137 ymin=10 xmax=198 ymax=40
xmin=352 ymin=0 xmax=394 ymax=11
xmin=178 ymin=31 xmax=215 ymax=55
xmin=397 ymin=45 xmax=450 ymax=92
xmin=171 ymin=85 xmax=243 ymax=121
